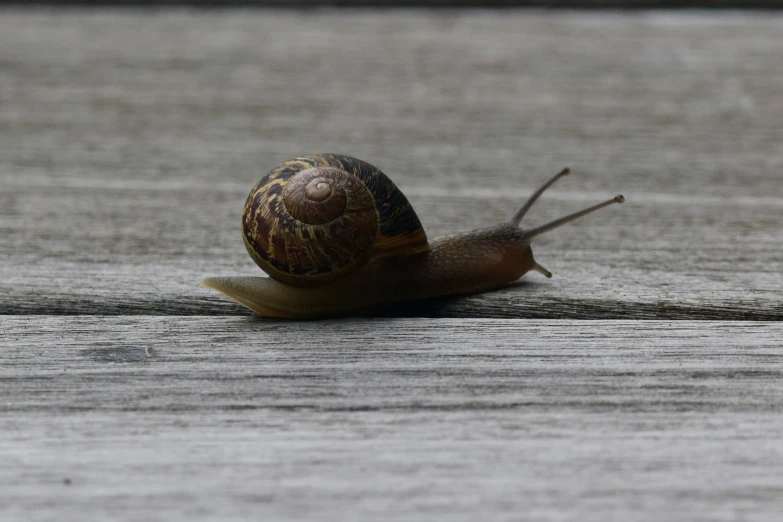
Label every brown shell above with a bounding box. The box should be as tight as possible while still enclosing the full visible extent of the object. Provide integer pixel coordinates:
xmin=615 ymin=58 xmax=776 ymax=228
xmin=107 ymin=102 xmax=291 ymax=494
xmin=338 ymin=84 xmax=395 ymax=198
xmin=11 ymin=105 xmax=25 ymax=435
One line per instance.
xmin=242 ymin=154 xmax=429 ymax=287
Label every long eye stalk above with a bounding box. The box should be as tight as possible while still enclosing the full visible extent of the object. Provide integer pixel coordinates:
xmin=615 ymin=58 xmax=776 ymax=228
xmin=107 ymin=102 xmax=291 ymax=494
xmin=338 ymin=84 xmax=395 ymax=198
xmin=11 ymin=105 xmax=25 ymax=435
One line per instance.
xmin=509 ymin=167 xmax=624 ymax=239
xmin=509 ymin=167 xmax=571 ymax=226
xmin=521 ymin=195 xmax=624 ymax=241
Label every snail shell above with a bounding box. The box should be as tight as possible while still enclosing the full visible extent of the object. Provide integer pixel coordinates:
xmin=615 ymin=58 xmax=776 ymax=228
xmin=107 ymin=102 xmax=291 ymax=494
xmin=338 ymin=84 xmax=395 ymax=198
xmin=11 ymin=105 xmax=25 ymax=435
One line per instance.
xmin=242 ymin=153 xmax=429 ymax=287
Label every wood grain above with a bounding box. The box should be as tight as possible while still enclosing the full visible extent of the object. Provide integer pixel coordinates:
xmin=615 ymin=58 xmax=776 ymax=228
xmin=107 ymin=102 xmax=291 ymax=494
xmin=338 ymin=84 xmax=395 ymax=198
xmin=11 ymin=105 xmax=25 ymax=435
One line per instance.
xmin=2 ymin=317 xmax=783 ymax=521
xmin=9 ymin=1 xmax=783 ymax=8
xmin=1 ymin=10 xmax=781 ymax=319
xmin=1 ymin=11 xmax=782 ymax=518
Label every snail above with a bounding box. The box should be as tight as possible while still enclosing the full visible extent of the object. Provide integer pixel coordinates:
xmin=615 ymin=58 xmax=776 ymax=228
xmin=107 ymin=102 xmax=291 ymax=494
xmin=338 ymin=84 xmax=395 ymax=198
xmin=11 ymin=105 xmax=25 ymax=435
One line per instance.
xmin=203 ymin=153 xmax=624 ymax=319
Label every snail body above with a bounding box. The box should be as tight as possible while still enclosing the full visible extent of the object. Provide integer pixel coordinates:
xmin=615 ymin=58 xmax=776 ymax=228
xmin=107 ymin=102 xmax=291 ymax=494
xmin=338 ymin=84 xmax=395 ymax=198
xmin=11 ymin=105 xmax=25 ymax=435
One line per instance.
xmin=203 ymin=154 xmax=624 ymax=318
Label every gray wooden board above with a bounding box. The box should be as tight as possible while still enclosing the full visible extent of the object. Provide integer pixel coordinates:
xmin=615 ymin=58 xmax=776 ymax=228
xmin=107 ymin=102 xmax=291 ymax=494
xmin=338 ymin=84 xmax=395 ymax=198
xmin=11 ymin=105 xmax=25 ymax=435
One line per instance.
xmin=1 ymin=9 xmax=783 ymax=520
xmin=8 ymin=1 xmax=783 ymax=8
xmin=1 ymin=10 xmax=782 ymax=319
xmin=1 ymin=317 xmax=782 ymax=521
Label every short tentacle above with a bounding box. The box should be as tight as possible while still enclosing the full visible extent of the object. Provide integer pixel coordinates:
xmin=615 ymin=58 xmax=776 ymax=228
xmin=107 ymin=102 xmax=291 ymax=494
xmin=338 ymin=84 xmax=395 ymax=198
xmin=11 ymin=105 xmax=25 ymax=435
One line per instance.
xmin=531 ymin=262 xmax=553 ymax=278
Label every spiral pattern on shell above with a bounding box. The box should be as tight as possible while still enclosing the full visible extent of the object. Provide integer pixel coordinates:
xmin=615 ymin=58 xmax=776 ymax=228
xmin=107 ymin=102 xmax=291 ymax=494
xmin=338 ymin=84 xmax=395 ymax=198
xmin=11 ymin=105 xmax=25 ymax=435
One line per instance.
xmin=242 ymin=154 xmax=428 ymax=287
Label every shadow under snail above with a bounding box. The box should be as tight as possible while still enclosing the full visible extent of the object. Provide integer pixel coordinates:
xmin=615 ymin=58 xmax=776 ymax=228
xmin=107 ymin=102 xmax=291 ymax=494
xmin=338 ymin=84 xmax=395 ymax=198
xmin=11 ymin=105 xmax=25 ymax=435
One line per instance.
xmin=203 ymin=153 xmax=624 ymax=319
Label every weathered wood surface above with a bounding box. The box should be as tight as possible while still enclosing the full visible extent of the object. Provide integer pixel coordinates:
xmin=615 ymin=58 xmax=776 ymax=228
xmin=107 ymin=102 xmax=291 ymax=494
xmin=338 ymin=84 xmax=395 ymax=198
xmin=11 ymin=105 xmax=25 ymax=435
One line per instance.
xmin=1 ymin=317 xmax=782 ymax=521
xmin=11 ymin=1 xmax=783 ymax=8
xmin=1 ymin=11 xmax=781 ymax=319
xmin=1 ymin=10 xmax=783 ymax=521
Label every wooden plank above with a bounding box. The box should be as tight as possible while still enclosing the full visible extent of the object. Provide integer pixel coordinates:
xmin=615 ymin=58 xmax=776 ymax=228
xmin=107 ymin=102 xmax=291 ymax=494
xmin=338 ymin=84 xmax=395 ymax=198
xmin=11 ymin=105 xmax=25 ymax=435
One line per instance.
xmin=2 ymin=182 xmax=780 ymax=318
xmin=2 ymin=12 xmax=781 ymax=521
xmin=1 ymin=11 xmax=781 ymax=319
xmin=1 ymin=317 xmax=782 ymax=520
xmin=8 ymin=1 xmax=783 ymax=8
